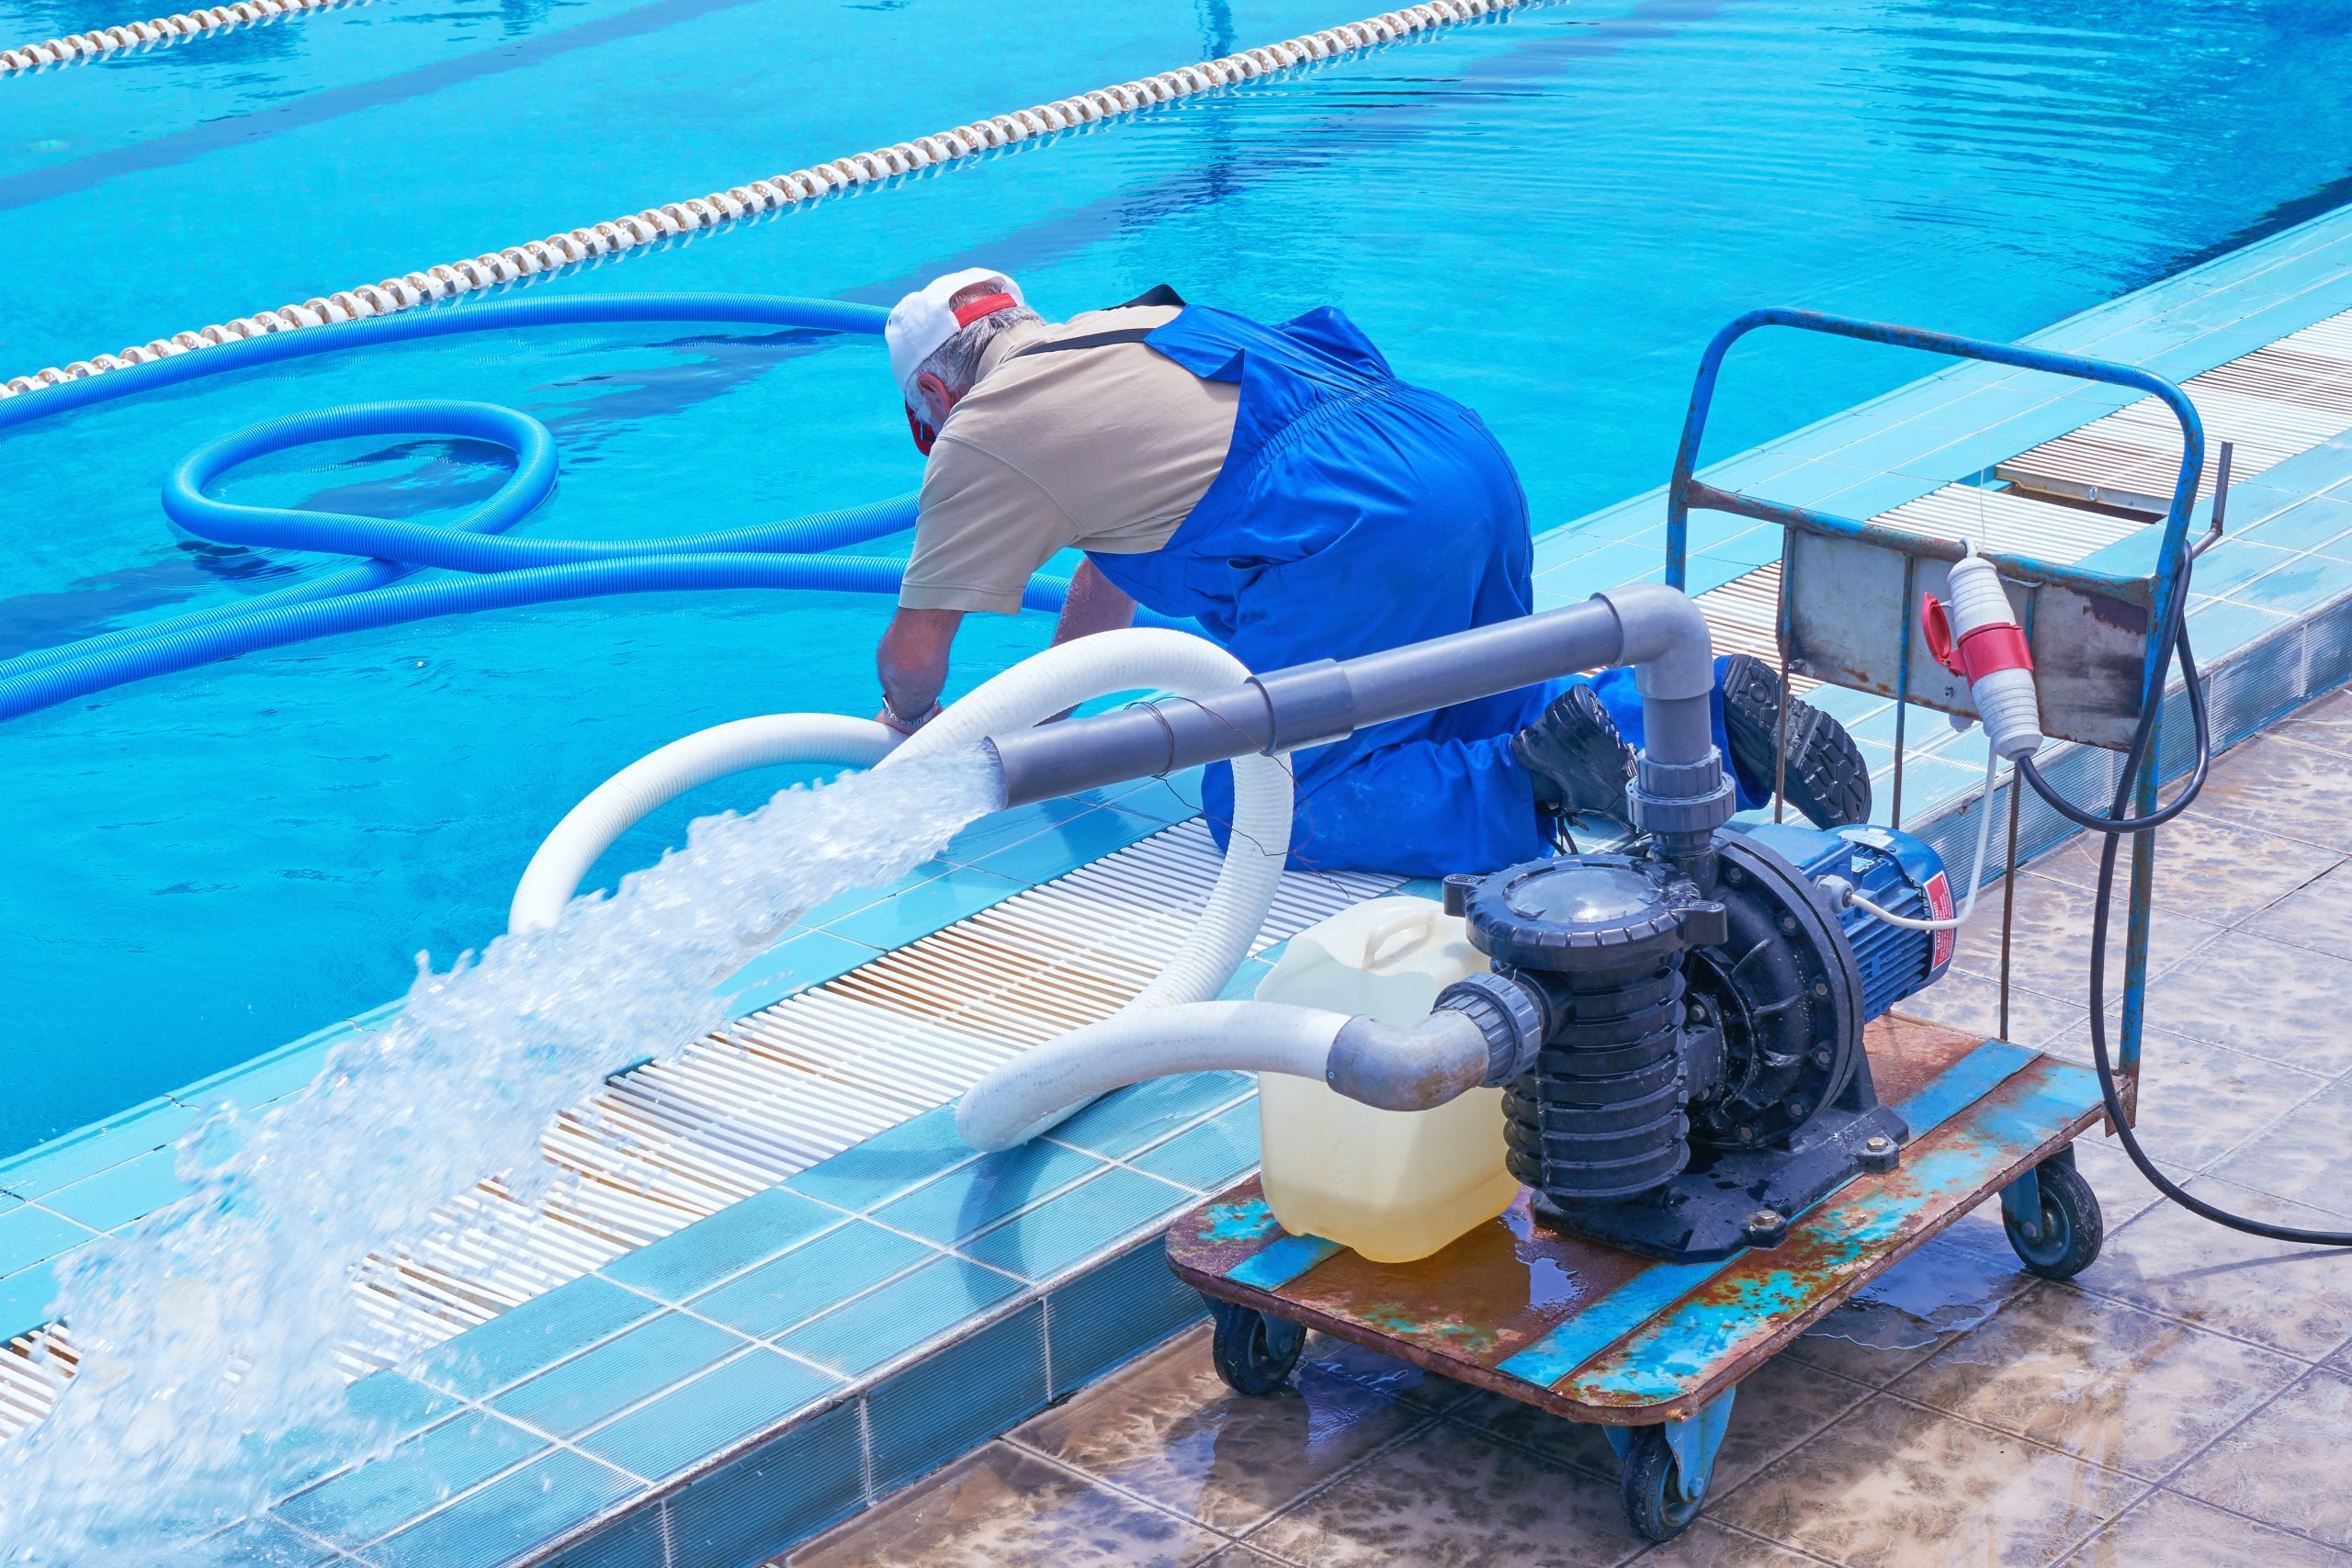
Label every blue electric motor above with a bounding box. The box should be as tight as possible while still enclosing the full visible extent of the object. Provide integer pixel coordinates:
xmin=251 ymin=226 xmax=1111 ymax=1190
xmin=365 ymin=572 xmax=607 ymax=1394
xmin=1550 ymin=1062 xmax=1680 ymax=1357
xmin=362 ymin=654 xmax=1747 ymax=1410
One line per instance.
xmin=1732 ymin=819 xmax=1957 ymax=1022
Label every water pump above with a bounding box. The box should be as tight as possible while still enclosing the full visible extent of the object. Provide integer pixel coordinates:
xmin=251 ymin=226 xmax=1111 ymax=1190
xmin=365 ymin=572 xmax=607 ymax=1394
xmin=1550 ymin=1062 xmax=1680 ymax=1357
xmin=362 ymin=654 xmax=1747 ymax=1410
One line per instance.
xmin=1440 ymin=818 xmax=1953 ymax=1262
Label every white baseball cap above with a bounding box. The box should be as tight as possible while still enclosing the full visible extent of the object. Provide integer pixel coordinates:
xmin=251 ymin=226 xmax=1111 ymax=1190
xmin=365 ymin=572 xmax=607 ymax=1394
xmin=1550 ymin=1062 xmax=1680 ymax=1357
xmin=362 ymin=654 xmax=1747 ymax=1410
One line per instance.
xmin=885 ymin=267 xmax=1026 ymax=400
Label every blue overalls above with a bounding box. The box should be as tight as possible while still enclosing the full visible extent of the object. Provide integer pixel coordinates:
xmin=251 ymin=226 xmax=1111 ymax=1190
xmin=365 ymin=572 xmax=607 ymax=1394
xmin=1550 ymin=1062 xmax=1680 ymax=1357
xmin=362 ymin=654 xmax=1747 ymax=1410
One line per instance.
xmin=1081 ymin=302 xmax=1754 ymax=877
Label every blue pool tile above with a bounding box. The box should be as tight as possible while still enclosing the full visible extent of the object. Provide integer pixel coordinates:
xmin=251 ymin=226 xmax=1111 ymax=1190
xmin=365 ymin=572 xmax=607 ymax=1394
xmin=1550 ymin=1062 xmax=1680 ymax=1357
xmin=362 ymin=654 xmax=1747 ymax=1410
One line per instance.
xmin=582 ymin=1348 xmax=842 ymax=1483
xmin=1853 ymin=702 xmax=1957 ymax=750
xmin=491 ymin=1311 xmax=748 ymax=1440
xmin=2235 ymin=500 xmax=2352 ymax=558
xmin=1693 ymin=523 xmax=1786 ymax=569
xmin=599 ymin=1186 xmax=843 ymax=1303
xmin=345 ymin=1370 xmax=458 ymax=1434
xmin=177 ymin=1004 xmax=401 ymax=1111
xmin=973 ymin=808 xmax=1162 ymax=884
xmin=2232 ymin=552 xmax=2352 ymax=616
xmin=0 ymin=1205 xmax=96 ymax=1278
xmin=2187 ymin=537 xmax=2300 ymax=597
xmin=872 ymin=1139 xmax=1105 ymax=1246
xmin=1044 ymin=1236 xmax=1206 ymax=1398
xmin=1131 ymin=1103 xmax=1262 ymax=1194
xmin=866 ymin=1302 xmax=1048 ymax=1497
xmin=779 ymin=1254 xmax=1023 ymax=1379
xmin=791 ymin=863 xmax=942 ymax=931
xmin=277 ymin=1410 xmax=546 ymax=1549
xmin=1546 ymin=538 xmax=1663 ymax=592
xmin=412 ymin=1275 xmax=657 ymax=1400
xmin=688 ymin=1219 xmax=932 ymax=1340
xmin=1528 ymin=527 xmax=1616 ymax=571
xmin=187 ymin=1517 xmax=340 ymax=1567
xmin=254 ymin=1367 xmax=471 ymax=1499
xmin=718 ymin=929 xmax=880 ymax=1013
xmin=935 ymin=797 xmax=1095 ymax=865
xmin=2185 ymin=597 xmax=2292 ymax=659
xmin=1088 ymin=765 xmax=1205 ymax=821
xmin=1685 ymin=554 xmax=1758 ymax=595
xmin=823 ymin=867 xmax=1024 ymax=949
xmin=45 ymin=1145 xmax=194 ymax=1233
xmin=662 ymin=1401 xmax=865 ymax=1567
xmin=958 ymin=1168 xmax=1195 ymax=1285
xmin=1215 ymin=956 xmax=1276 ymax=1002
xmin=0 ymin=1263 xmax=59 ymax=1337
xmin=0 ymin=1097 xmax=198 ymax=1201
xmin=783 ymin=1103 xmax=977 ymax=1213
xmin=364 ymin=1449 xmax=638 ymax=1568
xmin=1044 ymin=1072 xmax=1253 ymax=1161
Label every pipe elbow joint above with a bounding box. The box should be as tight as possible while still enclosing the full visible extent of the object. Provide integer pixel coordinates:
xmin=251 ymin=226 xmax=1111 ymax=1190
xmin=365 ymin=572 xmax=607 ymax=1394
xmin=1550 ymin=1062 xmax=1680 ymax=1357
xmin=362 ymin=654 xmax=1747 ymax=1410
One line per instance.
xmin=1326 ymin=1010 xmax=1492 ymax=1111
xmin=1597 ymin=582 xmax=1714 ymax=701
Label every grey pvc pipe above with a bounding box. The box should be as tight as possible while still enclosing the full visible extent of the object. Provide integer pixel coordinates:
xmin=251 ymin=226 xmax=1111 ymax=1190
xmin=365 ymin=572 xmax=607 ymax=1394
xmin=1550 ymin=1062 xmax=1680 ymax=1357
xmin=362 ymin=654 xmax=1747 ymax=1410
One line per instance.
xmin=989 ymin=586 xmax=1716 ymax=807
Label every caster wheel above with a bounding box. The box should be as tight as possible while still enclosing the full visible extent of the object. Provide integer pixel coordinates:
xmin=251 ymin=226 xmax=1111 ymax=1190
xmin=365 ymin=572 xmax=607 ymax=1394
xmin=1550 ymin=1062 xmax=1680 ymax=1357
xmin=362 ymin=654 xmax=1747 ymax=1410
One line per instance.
xmin=1208 ymin=1299 xmax=1306 ymax=1396
xmin=1619 ymin=1425 xmax=1708 ymax=1542
xmin=2006 ymin=1152 xmax=2103 ymax=1280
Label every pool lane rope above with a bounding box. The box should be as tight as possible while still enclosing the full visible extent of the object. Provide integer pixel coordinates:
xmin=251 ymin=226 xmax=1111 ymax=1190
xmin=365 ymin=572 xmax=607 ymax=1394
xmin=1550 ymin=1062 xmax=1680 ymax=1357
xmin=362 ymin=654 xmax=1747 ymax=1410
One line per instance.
xmin=0 ymin=0 xmax=365 ymax=73
xmin=0 ymin=0 xmax=1529 ymax=392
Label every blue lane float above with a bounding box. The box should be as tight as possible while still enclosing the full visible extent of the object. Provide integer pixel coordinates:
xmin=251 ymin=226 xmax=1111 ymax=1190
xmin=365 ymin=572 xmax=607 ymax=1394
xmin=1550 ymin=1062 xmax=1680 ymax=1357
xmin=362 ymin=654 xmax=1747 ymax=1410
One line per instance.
xmin=0 ymin=293 xmax=1096 ymax=722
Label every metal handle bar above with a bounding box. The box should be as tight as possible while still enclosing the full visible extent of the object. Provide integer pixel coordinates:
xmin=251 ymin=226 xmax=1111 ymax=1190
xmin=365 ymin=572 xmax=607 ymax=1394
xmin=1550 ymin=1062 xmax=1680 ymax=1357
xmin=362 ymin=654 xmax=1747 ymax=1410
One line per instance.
xmin=1666 ymin=308 xmax=2206 ymax=711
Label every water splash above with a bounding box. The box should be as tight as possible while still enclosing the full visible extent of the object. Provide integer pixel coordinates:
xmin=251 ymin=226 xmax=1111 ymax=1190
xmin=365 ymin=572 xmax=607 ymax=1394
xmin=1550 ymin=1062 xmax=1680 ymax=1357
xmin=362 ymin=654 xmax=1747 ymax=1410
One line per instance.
xmin=0 ymin=748 xmax=1003 ymax=1563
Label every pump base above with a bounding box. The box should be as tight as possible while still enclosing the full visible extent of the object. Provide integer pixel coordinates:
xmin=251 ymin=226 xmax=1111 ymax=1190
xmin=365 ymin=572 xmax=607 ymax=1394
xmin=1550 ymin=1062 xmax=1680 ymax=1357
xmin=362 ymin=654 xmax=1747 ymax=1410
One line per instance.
xmin=1529 ymin=1100 xmax=1912 ymax=1262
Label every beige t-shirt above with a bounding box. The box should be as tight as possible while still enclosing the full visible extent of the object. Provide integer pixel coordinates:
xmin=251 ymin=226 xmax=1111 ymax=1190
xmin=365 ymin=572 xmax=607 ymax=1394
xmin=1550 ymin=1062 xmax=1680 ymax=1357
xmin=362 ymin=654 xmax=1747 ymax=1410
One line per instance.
xmin=899 ymin=305 xmax=1241 ymax=615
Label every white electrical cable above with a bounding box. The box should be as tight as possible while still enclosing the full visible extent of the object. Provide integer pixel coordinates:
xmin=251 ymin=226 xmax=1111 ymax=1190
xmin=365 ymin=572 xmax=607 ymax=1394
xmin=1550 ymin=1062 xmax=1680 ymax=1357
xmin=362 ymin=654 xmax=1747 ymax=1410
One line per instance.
xmin=1840 ymin=747 xmax=2002 ymax=932
xmin=1 ymin=0 xmax=1531 ymax=394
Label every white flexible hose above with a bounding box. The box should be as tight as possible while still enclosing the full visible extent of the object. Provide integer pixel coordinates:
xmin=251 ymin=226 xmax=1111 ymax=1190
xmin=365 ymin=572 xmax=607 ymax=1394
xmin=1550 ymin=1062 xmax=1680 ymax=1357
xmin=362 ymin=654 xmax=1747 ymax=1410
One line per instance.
xmin=1843 ymin=748 xmax=2002 ymax=932
xmin=511 ymin=628 xmax=1293 ymax=1027
xmin=886 ymin=626 xmax=1293 ymax=1010
xmin=3 ymin=1 xmax=1527 ymax=391
xmin=958 ymin=1001 xmax=1348 ymax=1150
xmin=508 ymin=714 xmax=899 ymax=932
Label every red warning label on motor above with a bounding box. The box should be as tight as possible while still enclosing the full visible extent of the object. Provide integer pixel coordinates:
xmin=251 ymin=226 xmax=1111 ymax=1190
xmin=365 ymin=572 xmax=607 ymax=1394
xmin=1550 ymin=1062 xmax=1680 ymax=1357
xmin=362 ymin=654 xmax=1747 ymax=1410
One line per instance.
xmin=1925 ymin=871 xmax=1956 ymax=969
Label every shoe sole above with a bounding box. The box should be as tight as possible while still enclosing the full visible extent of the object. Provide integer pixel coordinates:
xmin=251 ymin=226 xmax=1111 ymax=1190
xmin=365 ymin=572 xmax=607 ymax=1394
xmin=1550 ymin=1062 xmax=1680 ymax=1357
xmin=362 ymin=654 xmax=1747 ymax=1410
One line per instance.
xmin=1721 ymin=654 xmax=1872 ymax=829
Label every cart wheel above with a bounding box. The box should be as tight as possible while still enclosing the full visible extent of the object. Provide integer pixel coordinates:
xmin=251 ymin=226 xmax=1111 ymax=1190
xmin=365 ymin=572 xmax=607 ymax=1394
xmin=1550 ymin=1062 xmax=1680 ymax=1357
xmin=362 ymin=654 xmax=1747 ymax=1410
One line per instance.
xmin=1207 ymin=1300 xmax=1306 ymax=1396
xmin=2005 ymin=1154 xmax=2103 ymax=1280
xmin=1619 ymin=1425 xmax=1708 ymax=1542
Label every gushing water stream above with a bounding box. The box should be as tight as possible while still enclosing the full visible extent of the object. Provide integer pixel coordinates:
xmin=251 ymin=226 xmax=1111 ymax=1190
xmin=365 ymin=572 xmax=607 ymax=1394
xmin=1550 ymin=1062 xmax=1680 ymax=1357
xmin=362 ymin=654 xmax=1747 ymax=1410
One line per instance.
xmin=0 ymin=749 xmax=1004 ymax=1563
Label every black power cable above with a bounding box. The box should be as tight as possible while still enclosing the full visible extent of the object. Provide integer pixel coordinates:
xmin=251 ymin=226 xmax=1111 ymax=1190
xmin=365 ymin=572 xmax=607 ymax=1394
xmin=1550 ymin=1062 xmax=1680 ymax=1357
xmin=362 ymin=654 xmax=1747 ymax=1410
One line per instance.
xmin=2011 ymin=446 xmax=2352 ymax=1247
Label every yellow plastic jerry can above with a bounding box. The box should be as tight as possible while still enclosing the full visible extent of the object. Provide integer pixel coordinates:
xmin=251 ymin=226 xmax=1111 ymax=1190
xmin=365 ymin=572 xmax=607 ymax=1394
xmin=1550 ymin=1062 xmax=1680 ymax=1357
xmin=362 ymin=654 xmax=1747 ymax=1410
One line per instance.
xmin=1254 ymin=897 xmax=1520 ymax=1263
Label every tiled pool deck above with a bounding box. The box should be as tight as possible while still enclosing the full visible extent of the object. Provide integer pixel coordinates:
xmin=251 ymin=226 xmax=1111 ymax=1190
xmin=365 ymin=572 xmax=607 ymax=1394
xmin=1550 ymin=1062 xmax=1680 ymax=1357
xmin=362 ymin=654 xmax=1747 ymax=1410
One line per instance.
xmin=16 ymin=200 xmax=2352 ymax=1564
xmin=788 ymin=704 xmax=2352 ymax=1568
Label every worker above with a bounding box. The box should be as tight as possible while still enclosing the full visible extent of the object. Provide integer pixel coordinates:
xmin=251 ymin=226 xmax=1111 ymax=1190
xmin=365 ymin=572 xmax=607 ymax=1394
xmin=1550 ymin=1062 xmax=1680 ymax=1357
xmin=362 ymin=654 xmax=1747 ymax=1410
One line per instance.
xmin=874 ymin=267 xmax=1869 ymax=877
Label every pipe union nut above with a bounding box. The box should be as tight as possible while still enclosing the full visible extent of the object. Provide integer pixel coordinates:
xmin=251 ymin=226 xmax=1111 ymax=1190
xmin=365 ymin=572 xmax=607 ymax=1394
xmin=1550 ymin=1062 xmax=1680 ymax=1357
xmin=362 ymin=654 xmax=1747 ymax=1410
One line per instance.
xmin=1432 ymin=970 xmax=1546 ymax=1085
xmin=1627 ymin=750 xmax=1736 ymax=838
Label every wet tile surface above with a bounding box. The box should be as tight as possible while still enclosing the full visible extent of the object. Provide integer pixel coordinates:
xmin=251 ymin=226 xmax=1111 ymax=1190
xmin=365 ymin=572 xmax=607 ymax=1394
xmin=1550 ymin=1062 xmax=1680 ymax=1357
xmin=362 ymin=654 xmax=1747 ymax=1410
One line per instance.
xmin=792 ymin=714 xmax=2352 ymax=1568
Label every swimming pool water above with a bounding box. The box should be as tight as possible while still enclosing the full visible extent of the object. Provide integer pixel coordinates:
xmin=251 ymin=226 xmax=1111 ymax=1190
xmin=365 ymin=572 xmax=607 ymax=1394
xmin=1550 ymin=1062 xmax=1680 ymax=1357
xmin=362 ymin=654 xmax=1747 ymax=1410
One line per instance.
xmin=8 ymin=0 xmax=2352 ymax=1155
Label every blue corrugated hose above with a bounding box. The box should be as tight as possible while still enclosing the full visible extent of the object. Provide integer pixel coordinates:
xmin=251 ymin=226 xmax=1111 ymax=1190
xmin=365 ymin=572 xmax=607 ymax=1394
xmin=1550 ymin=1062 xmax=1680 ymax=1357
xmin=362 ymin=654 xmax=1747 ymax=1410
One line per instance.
xmin=0 ymin=293 xmax=1091 ymax=722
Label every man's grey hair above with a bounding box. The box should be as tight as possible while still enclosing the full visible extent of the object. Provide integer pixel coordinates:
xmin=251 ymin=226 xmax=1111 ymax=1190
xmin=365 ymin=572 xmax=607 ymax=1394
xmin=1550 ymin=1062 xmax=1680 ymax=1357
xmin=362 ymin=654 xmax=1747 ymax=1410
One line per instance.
xmin=910 ymin=276 xmax=1042 ymax=403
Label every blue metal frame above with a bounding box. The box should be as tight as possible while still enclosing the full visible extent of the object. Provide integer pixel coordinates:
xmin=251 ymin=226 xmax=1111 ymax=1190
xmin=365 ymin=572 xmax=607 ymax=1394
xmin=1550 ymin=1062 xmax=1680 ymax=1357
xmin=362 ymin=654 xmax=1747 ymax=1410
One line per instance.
xmin=1666 ymin=307 xmax=2210 ymax=1100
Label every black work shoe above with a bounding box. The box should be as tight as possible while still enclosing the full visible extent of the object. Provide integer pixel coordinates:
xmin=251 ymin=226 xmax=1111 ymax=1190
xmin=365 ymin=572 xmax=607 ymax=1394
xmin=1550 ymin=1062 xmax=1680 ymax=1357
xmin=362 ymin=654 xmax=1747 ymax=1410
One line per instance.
xmin=1513 ymin=683 xmax=1636 ymax=818
xmin=1720 ymin=653 xmax=1871 ymax=829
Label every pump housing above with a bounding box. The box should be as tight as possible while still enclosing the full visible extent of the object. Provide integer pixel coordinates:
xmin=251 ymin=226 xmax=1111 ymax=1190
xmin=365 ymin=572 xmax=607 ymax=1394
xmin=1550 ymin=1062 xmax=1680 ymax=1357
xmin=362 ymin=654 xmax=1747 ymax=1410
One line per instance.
xmin=1441 ymin=819 xmax=1954 ymax=1261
